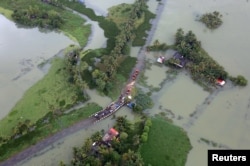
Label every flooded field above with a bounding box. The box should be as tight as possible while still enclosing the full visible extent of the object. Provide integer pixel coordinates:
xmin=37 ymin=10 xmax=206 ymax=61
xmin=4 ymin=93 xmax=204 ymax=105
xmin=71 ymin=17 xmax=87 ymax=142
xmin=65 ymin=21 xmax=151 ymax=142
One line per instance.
xmin=2 ymin=0 xmax=250 ymax=165
xmin=144 ymin=65 xmax=166 ymax=88
xmin=0 ymin=15 xmax=76 ymax=120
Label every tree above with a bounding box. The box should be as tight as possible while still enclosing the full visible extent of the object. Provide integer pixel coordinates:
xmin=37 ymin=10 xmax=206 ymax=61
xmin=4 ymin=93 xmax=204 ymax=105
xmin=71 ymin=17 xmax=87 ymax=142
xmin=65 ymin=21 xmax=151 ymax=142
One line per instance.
xmin=132 ymin=134 xmax=140 ymax=146
xmin=120 ymin=132 xmax=128 ymax=141
xmin=121 ymin=150 xmax=144 ymax=166
xmin=141 ymin=132 xmax=148 ymax=143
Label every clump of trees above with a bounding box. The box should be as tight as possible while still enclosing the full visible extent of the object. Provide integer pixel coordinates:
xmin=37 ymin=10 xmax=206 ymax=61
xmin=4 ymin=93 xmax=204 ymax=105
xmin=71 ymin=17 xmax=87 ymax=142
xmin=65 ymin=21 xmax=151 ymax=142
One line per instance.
xmin=12 ymin=5 xmax=64 ymax=29
xmin=65 ymin=47 xmax=89 ymax=100
xmin=175 ymin=28 xmax=228 ymax=84
xmin=146 ymin=39 xmax=170 ymax=51
xmin=199 ymin=11 xmax=223 ymax=29
xmin=174 ymin=28 xmax=247 ymax=87
xmin=70 ymin=116 xmax=151 ymax=165
xmin=229 ymin=75 xmax=248 ymax=86
xmin=141 ymin=118 xmax=152 ymax=143
xmin=133 ymin=91 xmax=154 ymax=113
xmin=88 ymin=0 xmax=148 ymax=95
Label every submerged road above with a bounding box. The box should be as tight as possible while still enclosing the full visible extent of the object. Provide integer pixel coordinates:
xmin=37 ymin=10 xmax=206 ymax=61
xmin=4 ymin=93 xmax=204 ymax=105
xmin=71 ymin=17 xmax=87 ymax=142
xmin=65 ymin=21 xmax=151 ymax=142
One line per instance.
xmin=0 ymin=117 xmax=95 ymax=166
xmin=0 ymin=0 xmax=168 ymax=165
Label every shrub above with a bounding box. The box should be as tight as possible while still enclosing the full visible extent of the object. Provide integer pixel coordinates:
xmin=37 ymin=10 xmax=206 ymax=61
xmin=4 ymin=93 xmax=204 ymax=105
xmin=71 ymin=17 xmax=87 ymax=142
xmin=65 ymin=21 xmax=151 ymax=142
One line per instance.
xmin=230 ymin=75 xmax=248 ymax=86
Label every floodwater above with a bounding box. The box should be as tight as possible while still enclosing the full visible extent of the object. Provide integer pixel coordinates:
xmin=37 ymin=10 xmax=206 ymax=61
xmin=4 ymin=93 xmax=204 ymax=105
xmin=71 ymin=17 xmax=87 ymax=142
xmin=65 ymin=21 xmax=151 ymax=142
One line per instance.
xmin=146 ymin=0 xmax=250 ymax=166
xmin=0 ymin=14 xmax=77 ymax=120
xmin=4 ymin=0 xmax=250 ymax=165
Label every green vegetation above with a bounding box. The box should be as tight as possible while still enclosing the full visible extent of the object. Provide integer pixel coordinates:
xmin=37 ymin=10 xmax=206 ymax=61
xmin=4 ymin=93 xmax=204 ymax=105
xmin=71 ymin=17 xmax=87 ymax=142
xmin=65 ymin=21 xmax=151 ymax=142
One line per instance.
xmin=133 ymin=90 xmax=154 ymax=113
xmin=0 ymin=103 xmax=101 ymax=162
xmin=60 ymin=0 xmax=146 ymax=99
xmin=69 ymin=116 xmax=150 ymax=166
xmin=174 ymin=28 xmax=247 ymax=87
xmin=174 ymin=29 xmax=228 ymax=85
xmin=132 ymin=8 xmax=155 ymax=46
xmin=0 ymin=6 xmax=13 ymax=20
xmin=0 ymin=0 xmax=91 ymax=46
xmin=140 ymin=116 xmax=192 ymax=166
xmin=107 ymin=2 xmax=155 ymax=47
xmin=229 ymin=75 xmax=248 ymax=86
xmin=12 ymin=5 xmax=64 ymax=29
xmin=108 ymin=3 xmax=137 ymax=29
xmin=0 ymin=57 xmax=87 ymax=137
xmin=58 ymin=0 xmax=120 ymax=52
xmin=146 ymin=39 xmax=172 ymax=51
xmin=147 ymin=28 xmax=247 ymax=88
xmin=199 ymin=11 xmax=223 ymax=29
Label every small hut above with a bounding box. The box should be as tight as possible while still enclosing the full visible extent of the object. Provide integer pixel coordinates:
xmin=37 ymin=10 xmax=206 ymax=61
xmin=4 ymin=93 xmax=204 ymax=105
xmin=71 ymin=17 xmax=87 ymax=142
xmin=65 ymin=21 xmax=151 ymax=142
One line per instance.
xmin=171 ymin=52 xmax=187 ymax=68
xmin=157 ymin=56 xmax=165 ymax=64
xmin=102 ymin=128 xmax=119 ymax=142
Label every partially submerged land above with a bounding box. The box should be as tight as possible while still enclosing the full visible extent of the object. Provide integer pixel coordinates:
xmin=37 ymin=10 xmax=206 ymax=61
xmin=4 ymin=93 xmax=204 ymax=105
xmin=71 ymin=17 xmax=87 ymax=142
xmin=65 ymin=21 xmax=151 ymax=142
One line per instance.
xmin=0 ymin=0 xmax=248 ymax=165
xmin=147 ymin=28 xmax=247 ymax=90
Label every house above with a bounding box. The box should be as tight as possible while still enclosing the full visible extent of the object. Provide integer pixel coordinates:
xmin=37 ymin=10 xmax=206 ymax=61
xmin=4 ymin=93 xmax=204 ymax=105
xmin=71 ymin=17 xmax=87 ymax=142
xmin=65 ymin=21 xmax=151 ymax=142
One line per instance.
xmin=102 ymin=128 xmax=119 ymax=142
xmin=216 ymin=79 xmax=226 ymax=86
xmin=157 ymin=56 xmax=165 ymax=64
xmin=171 ymin=52 xmax=187 ymax=68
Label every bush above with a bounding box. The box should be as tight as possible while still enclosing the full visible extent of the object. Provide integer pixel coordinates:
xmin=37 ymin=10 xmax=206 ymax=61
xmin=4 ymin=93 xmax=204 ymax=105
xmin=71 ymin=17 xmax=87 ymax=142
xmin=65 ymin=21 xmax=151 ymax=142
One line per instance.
xmin=141 ymin=132 xmax=148 ymax=143
xmin=230 ymin=75 xmax=248 ymax=86
xmin=143 ymin=126 xmax=149 ymax=133
xmin=199 ymin=11 xmax=223 ymax=29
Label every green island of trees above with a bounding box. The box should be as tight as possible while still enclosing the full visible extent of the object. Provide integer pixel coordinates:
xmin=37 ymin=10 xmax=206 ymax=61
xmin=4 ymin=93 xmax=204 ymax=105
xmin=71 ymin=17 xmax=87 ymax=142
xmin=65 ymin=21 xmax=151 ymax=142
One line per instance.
xmin=64 ymin=116 xmax=150 ymax=166
xmin=199 ymin=11 xmax=223 ymax=29
xmin=147 ymin=28 xmax=248 ymax=89
xmin=62 ymin=115 xmax=191 ymax=166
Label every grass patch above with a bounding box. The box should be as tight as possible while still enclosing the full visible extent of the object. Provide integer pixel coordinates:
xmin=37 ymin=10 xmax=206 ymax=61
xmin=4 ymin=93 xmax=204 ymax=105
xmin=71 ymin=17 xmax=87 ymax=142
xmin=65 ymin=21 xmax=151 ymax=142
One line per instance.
xmin=0 ymin=57 xmax=84 ymax=137
xmin=60 ymin=11 xmax=91 ymax=46
xmin=133 ymin=8 xmax=155 ymax=46
xmin=140 ymin=116 xmax=192 ymax=166
xmin=0 ymin=103 xmax=101 ymax=162
xmin=0 ymin=6 xmax=13 ymax=20
xmin=107 ymin=3 xmax=145 ymax=30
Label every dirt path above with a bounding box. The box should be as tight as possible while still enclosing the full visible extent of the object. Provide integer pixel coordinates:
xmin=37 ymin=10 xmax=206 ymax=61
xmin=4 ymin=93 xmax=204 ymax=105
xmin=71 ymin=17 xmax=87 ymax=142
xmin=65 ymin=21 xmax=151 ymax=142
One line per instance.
xmin=0 ymin=1 xmax=167 ymax=165
xmin=134 ymin=0 xmax=167 ymax=72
